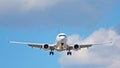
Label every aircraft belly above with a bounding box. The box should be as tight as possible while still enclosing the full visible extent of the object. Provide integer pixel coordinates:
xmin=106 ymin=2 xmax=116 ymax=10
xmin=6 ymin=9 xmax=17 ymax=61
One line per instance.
xmin=55 ymin=37 xmax=67 ymax=51
xmin=55 ymin=45 xmax=66 ymax=51
xmin=55 ymin=46 xmax=63 ymax=51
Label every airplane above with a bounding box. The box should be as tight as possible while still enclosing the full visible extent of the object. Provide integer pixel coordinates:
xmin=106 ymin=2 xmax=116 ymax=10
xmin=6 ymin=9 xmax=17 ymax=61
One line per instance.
xmin=10 ymin=33 xmax=112 ymax=55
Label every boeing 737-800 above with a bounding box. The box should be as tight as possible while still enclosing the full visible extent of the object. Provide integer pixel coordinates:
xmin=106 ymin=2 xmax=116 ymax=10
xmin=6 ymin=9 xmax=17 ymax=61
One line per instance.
xmin=10 ymin=33 xmax=111 ymax=55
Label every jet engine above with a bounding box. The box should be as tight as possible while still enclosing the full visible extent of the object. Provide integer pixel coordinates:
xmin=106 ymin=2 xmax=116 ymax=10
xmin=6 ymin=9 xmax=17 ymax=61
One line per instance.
xmin=43 ymin=44 xmax=49 ymax=50
xmin=74 ymin=44 xmax=79 ymax=50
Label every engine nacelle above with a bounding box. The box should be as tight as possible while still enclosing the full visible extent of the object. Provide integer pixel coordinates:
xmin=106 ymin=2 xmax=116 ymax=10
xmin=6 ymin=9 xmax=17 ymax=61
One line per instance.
xmin=74 ymin=44 xmax=79 ymax=50
xmin=43 ymin=44 xmax=49 ymax=50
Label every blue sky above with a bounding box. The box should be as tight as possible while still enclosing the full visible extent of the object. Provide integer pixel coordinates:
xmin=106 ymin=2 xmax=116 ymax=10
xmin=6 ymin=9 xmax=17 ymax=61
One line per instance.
xmin=0 ymin=0 xmax=120 ymax=68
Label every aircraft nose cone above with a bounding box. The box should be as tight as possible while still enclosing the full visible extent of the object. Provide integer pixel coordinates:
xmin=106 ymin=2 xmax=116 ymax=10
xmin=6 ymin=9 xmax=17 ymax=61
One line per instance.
xmin=60 ymin=36 xmax=65 ymax=39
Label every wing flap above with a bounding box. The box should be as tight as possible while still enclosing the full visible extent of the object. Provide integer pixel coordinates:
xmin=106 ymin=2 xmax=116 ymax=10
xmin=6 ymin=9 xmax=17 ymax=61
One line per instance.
xmin=80 ymin=45 xmax=92 ymax=48
xmin=28 ymin=44 xmax=42 ymax=48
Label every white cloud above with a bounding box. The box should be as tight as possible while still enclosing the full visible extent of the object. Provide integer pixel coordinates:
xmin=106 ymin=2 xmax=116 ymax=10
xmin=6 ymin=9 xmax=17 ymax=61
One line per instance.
xmin=0 ymin=0 xmax=119 ymax=29
xmin=0 ymin=0 xmax=60 ymax=13
xmin=0 ymin=0 xmax=118 ymax=13
xmin=59 ymin=28 xmax=120 ymax=68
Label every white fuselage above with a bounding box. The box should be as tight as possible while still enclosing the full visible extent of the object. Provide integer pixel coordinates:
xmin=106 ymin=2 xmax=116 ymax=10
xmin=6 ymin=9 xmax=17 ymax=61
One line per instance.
xmin=55 ymin=33 xmax=68 ymax=51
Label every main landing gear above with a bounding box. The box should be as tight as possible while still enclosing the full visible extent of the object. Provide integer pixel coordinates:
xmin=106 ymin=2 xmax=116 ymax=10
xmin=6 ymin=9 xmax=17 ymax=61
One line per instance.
xmin=49 ymin=50 xmax=54 ymax=55
xmin=67 ymin=51 xmax=72 ymax=55
xmin=49 ymin=52 xmax=54 ymax=55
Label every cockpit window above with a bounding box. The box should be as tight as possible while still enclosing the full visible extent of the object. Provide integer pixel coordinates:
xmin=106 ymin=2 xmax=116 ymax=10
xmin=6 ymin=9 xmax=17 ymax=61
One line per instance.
xmin=59 ymin=35 xmax=66 ymax=37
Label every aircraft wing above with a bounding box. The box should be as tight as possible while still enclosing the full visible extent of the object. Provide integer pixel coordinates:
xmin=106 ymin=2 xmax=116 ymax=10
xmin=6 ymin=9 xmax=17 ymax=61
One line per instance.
xmin=80 ymin=42 xmax=112 ymax=48
xmin=9 ymin=41 xmax=55 ymax=50
xmin=69 ymin=42 xmax=112 ymax=50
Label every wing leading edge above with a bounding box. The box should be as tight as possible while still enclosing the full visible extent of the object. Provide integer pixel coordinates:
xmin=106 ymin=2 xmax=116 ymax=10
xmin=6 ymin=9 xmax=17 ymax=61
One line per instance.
xmin=9 ymin=41 xmax=55 ymax=50
xmin=80 ymin=42 xmax=112 ymax=48
xmin=10 ymin=41 xmax=112 ymax=55
xmin=68 ymin=42 xmax=112 ymax=50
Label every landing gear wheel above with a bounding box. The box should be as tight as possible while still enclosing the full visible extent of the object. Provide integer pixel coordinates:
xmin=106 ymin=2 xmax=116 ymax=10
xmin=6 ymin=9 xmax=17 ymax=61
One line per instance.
xmin=49 ymin=52 xmax=54 ymax=55
xmin=67 ymin=52 xmax=72 ymax=55
xmin=51 ymin=52 xmax=54 ymax=55
xmin=69 ymin=52 xmax=72 ymax=55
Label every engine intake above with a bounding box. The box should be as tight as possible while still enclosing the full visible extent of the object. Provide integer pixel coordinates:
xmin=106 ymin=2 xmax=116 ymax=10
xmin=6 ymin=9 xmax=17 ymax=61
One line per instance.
xmin=44 ymin=44 xmax=49 ymax=49
xmin=74 ymin=44 xmax=79 ymax=50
